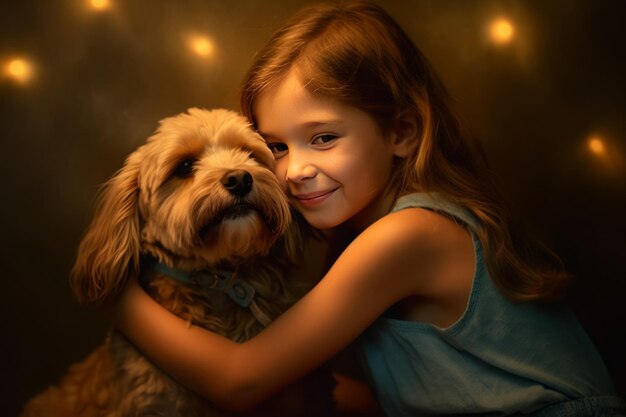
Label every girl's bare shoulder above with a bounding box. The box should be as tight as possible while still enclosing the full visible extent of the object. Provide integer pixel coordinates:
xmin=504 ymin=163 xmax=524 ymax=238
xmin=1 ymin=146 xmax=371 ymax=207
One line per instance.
xmin=354 ymin=207 xmax=475 ymax=301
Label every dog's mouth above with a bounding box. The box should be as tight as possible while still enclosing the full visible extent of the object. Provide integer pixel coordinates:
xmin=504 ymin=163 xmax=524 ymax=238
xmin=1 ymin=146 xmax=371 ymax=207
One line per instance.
xmin=223 ymin=203 xmax=255 ymax=220
xmin=198 ymin=203 xmax=261 ymax=238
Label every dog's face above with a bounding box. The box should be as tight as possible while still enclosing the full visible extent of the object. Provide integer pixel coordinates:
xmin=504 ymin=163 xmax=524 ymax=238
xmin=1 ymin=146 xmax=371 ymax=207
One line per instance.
xmin=70 ymin=108 xmax=293 ymax=303
xmin=136 ymin=108 xmax=291 ymax=266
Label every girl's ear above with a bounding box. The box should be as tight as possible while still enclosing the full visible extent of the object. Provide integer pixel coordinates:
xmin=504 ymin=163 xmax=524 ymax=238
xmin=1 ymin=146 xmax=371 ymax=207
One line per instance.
xmin=389 ymin=113 xmax=420 ymax=158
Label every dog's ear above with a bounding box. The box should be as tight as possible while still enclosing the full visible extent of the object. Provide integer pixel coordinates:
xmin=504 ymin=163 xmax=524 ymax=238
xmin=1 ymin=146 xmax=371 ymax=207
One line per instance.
xmin=70 ymin=149 xmax=143 ymax=305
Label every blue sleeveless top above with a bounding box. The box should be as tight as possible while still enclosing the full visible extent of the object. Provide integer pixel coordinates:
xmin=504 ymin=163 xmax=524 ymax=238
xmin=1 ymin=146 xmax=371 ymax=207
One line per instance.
xmin=358 ymin=192 xmax=618 ymax=416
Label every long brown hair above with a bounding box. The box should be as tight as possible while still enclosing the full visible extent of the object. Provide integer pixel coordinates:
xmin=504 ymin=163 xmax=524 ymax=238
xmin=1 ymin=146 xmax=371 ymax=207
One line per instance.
xmin=240 ymin=1 xmax=570 ymax=301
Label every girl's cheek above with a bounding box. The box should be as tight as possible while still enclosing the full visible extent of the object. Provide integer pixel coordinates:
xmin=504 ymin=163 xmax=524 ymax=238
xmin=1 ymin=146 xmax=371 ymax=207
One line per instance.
xmin=279 ymin=178 xmax=289 ymax=193
xmin=273 ymin=161 xmax=289 ymax=192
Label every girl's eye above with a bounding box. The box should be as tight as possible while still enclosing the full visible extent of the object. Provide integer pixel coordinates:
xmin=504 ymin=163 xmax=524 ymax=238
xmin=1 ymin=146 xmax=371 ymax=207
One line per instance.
xmin=311 ymin=134 xmax=337 ymax=145
xmin=173 ymin=158 xmax=196 ymax=178
xmin=267 ymin=142 xmax=288 ymax=156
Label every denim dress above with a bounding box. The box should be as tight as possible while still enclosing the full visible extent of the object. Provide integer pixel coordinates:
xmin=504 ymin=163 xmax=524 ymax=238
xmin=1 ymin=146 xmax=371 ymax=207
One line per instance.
xmin=359 ymin=193 xmax=625 ymax=416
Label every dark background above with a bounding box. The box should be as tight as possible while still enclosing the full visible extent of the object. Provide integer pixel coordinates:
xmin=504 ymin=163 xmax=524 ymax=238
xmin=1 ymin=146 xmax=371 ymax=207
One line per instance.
xmin=2 ymin=1 xmax=625 ymax=415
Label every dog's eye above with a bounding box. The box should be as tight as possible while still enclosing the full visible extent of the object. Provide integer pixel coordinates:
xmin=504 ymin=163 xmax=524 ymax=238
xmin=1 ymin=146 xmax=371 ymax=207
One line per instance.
xmin=173 ymin=158 xmax=196 ymax=179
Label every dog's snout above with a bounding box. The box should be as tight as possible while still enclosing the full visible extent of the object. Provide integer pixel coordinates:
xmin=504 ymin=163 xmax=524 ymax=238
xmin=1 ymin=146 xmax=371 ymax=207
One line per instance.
xmin=221 ymin=170 xmax=253 ymax=196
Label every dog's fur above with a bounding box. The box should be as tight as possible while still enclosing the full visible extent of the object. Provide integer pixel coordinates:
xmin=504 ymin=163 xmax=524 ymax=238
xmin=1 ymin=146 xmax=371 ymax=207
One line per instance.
xmin=20 ymin=108 xmax=335 ymax=417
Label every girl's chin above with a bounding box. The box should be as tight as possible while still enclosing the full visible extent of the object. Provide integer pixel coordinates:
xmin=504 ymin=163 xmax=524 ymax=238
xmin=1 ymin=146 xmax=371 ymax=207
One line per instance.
xmin=299 ymin=211 xmax=344 ymax=230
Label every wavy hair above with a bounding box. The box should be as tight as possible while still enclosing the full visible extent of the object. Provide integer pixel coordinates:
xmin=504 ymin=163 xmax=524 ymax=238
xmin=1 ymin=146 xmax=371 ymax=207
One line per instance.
xmin=240 ymin=1 xmax=570 ymax=301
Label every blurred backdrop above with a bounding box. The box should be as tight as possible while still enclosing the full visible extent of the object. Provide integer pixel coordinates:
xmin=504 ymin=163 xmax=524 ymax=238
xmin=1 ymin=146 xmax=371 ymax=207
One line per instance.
xmin=1 ymin=0 xmax=625 ymax=414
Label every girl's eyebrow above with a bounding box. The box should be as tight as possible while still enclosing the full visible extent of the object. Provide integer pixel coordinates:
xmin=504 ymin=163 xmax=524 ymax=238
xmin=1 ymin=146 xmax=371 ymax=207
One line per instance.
xmin=300 ymin=119 xmax=342 ymax=128
xmin=258 ymin=120 xmax=342 ymax=139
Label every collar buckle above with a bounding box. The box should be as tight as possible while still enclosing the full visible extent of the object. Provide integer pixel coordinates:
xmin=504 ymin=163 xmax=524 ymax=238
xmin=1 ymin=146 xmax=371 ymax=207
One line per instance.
xmin=191 ymin=270 xmax=225 ymax=290
xmin=190 ymin=269 xmax=255 ymax=308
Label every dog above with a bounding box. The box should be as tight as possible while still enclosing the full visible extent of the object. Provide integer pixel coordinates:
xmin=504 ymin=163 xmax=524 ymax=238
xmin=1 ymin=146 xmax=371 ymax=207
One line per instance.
xmin=20 ymin=108 xmax=336 ymax=417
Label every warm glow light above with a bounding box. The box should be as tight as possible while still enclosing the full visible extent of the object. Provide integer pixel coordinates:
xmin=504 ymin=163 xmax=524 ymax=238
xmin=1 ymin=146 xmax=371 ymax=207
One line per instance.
xmin=189 ymin=36 xmax=215 ymax=58
xmin=5 ymin=58 xmax=33 ymax=83
xmin=490 ymin=18 xmax=515 ymax=44
xmin=588 ymin=136 xmax=607 ymax=156
xmin=90 ymin=0 xmax=110 ymax=10
xmin=584 ymin=133 xmax=625 ymax=174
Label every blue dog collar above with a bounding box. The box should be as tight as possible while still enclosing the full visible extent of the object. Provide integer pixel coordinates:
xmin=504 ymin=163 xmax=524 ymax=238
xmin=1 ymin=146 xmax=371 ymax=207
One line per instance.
xmin=149 ymin=261 xmax=271 ymax=326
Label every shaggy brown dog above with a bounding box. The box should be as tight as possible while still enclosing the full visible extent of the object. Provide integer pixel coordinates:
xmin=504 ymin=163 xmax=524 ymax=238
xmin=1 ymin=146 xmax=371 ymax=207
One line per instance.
xmin=20 ymin=108 xmax=335 ymax=417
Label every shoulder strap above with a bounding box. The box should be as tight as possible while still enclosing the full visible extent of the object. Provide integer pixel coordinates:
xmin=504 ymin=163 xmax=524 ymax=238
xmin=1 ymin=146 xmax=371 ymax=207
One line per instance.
xmin=392 ymin=192 xmax=479 ymax=231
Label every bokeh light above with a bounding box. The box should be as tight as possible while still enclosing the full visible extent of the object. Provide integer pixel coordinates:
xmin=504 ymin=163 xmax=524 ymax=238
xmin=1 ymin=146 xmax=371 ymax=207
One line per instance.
xmin=588 ymin=136 xmax=607 ymax=157
xmin=4 ymin=58 xmax=34 ymax=84
xmin=583 ymin=133 xmax=625 ymax=175
xmin=490 ymin=18 xmax=515 ymax=44
xmin=189 ymin=35 xmax=215 ymax=58
xmin=89 ymin=0 xmax=110 ymax=11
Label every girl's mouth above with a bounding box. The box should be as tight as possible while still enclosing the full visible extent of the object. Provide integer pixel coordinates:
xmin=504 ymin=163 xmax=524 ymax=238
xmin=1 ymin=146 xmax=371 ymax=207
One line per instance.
xmin=293 ymin=189 xmax=337 ymax=207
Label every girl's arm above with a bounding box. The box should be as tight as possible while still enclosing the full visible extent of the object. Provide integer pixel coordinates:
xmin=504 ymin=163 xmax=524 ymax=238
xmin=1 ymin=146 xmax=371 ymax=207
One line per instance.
xmin=108 ymin=208 xmax=448 ymax=411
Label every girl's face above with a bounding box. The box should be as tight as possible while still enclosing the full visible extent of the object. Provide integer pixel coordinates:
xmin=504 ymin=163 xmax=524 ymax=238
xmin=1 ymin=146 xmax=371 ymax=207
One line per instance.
xmin=254 ymin=71 xmax=401 ymax=230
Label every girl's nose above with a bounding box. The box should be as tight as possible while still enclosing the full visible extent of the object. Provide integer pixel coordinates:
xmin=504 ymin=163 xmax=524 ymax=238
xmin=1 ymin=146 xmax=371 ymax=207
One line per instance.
xmin=286 ymin=151 xmax=317 ymax=183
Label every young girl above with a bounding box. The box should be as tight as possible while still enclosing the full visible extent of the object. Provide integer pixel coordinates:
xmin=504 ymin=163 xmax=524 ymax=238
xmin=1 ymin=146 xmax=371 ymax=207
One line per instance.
xmin=108 ymin=2 xmax=625 ymax=415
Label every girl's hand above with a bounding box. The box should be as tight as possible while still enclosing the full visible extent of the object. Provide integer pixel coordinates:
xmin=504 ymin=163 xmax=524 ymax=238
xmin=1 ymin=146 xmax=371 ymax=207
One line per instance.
xmin=333 ymin=372 xmax=386 ymax=416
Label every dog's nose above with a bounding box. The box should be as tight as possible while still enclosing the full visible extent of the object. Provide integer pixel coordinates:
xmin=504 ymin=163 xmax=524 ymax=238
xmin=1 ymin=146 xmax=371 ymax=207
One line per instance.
xmin=221 ymin=170 xmax=253 ymax=196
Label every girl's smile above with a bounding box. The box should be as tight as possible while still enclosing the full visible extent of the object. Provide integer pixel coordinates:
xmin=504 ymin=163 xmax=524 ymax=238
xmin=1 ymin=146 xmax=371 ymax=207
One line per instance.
xmin=292 ymin=188 xmax=339 ymax=207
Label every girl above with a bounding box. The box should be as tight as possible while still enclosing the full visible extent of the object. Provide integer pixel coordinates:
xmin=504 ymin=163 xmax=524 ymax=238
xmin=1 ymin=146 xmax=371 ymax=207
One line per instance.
xmin=108 ymin=2 xmax=625 ymax=415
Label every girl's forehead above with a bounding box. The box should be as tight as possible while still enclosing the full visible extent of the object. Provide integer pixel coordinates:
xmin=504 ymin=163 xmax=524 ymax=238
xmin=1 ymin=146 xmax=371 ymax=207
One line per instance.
xmin=256 ymin=70 xmax=351 ymax=120
xmin=254 ymin=74 xmax=317 ymax=124
xmin=253 ymin=68 xmax=386 ymax=139
xmin=257 ymin=70 xmax=307 ymax=105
